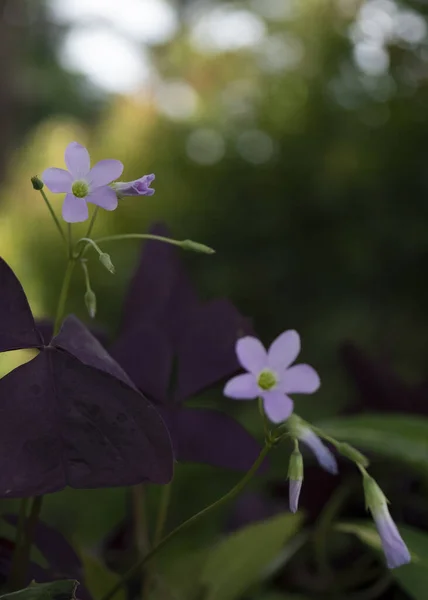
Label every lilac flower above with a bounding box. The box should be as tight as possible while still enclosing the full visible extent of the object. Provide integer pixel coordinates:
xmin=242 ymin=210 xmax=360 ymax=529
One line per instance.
xmin=289 ymin=480 xmax=302 ymax=513
xmin=363 ymin=475 xmax=411 ymax=569
xmin=112 ymin=174 xmax=155 ymax=198
xmin=297 ymin=426 xmax=338 ymax=474
xmin=42 ymin=141 xmax=124 ymax=223
xmin=223 ymin=330 xmax=320 ymax=423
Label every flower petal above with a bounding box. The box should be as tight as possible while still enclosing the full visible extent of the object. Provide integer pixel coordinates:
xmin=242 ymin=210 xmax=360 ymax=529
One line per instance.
xmin=268 ymin=330 xmax=300 ymax=371
xmin=88 ymin=159 xmax=124 ymax=188
xmin=41 ymin=168 xmax=73 ymax=193
xmin=262 ymin=390 xmax=294 ymax=423
xmin=65 ymin=142 xmax=90 ymax=179
xmin=223 ymin=373 xmax=259 ymax=399
xmin=87 ymin=186 xmax=118 ymax=211
xmin=299 ymin=428 xmax=338 ymax=474
xmin=236 ymin=336 xmax=268 ymax=374
xmin=62 ymin=193 xmax=88 ymax=223
xmin=282 ymin=364 xmax=321 ymax=394
xmin=289 ymin=479 xmax=302 ymax=513
xmin=374 ymin=509 xmax=411 ymax=569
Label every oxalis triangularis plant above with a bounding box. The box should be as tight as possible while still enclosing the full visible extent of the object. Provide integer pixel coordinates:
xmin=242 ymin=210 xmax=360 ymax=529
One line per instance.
xmin=0 ymin=142 xmax=410 ymax=600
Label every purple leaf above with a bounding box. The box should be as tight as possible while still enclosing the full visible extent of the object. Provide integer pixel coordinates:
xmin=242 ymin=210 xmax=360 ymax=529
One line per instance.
xmin=161 ymin=407 xmax=267 ymax=472
xmin=0 ymin=350 xmax=173 ymax=498
xmin=110 ymin=324 xmax=173 ymax=404
xmin=175 ymin=298 xmax=253 ymax=402
xmin=36 ymin=318 xmax=109 ymax=348
xmin=0 ymin=258 xmax=43 ymax=351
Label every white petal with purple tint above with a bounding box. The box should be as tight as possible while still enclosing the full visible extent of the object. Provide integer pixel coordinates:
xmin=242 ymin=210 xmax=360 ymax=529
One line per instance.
xmin=62 ymin=193 xmax=88 ymax=223
xmin=88 ymin=159 xmax=124 ymax=188
xmin=262 ymin=390 xmax=294 ymax=423
xmin=42 ymin=168 xmax=73 ymax=193
xmin=282 ymin=364 xmax=321 ymax=394
xmin=87 ymin=186 xmax=118 ymax=211
xmin=289 ymin=479 xmax=302 ymax=513
xmin=64 ymin=142 xmax=90 ymax=179
xmin=299 ymin=428 xmax=338 ymax=474
xmin=268 ymin=330 xmax=300 ymax=371
xmin=373 ymin=506 xmax=411 ymax=569
xmin=236 ymin=336 xmax=268 ymax=374
xmin=223 ymin=373 xmax=259 ymax=399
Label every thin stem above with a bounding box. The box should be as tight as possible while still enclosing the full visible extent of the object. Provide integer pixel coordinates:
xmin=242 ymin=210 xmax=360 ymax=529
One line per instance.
xmin=101 ymin=443 xmax=271 ymax=600
xmin=153 ymin=482 xmax=172 ymax=548
xmin=53 ymin=259 xmax=76 ymax=336
xmin=9 ymin=497 xmax=43 ymax=590
xmin=78 ymin=234 xmax=186 ymax=258
xmin=132 ymin=484 xmax=151 ymax=598
xmin=85 ymin=206 xmax=99 ymax=240
xmin=76 ymin=238 xmax=104 ymax=257
xmin=39 ymin=189 xmax=67 ymax=245
xmin=80 ymin=260 xmax=91 ymax=293
xmin=8 ymin=498 xmax=29 ymax=590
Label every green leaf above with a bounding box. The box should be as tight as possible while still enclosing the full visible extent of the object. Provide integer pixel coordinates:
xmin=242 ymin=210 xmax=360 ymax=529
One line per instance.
xmin=200 ymin=512 xmax=303 ymax=600
xmin=337 ymin=520 xmax=428 ymax=600
xmin=317 ymin=414 xmax=428 ymax=471
xmin=80 ymin=553 xmax=125 ymax=600
xmin=0 ymin=581 xmax=78 ymax=600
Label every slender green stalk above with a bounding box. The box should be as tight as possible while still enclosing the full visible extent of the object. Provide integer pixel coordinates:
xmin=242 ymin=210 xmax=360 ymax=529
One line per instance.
xmin=76 ymin=238 xmax=104 ymax=257
xmin=8 ymin=497 xmax=43 ymax=590
xmin=8 ymin=498 xmax=29 ymax=590
xmin=53 ymin=259 xmax=76 ymax=336
xmin=39 ymin=189 xmax=67 ymax=245
xmin=101 ymin=443 xmax=271 ymax=600
xmin=153 ymin=483 xmax=172 ymax=547
xmin=85 ymin=206 xmax=99 ymax=240
xmin=77 ymin=234 xmax=198 ymax=257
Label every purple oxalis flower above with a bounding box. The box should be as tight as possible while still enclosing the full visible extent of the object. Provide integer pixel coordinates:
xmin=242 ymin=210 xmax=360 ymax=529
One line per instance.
xmin=223 ymin=331 xmax=320 ymax=423
xmin=109 ymin=223 xmax=266 ymax=472
xmin=42 ymin=141 xmax=123 ymax=223
xmin=296 ymin=425 xmax=338 ymax=475
xmin=363 ymin=474 xmax=411 ymax=569
xmin=112 ymin=174 xmax=155 ymax=198
xmin=0 ymin=257 xmax=173 ymax=497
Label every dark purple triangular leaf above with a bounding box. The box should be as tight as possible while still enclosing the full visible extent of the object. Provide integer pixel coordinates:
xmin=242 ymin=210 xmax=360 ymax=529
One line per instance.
xmin=0 ymin=351 xmax=173 ymax=497
xmin=119 ymin=223 xmax=198 ymax=337
xmin=175 ymin=299 xmax=253 ymax=402
xmin=0 ymin=258 xmax=42 ymax=352
xmin=161 ymin=407 xmax=267 ymax=472
xmin=36 ymin=319 xmax=109 ymax=348
xmin=110 ymin=324 xmax=173 ymax=404
xmin=52 ymin=316 xmax=136 ymax=391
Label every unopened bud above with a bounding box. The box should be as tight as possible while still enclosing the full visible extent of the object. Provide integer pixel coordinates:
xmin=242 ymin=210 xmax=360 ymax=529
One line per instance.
xmin=181 ymin=239 xmax=215 ymax=254
xmin=84 ymin=289 xmax=97 ymax=319
xmin=99 ymin=253 xmax=115 ymax=274
xmin=363 ymin=473 xmax=387 ymax=513
xmin=288 ymin=448 xmax=304 ymax=482
xmin=31 ymin=176 xmax=44 ymax=190
xmin=337 ymin=442 xmax=369 ymax=467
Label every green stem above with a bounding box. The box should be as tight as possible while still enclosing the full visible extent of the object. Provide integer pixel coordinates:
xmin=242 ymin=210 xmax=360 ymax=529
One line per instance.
xmin=39 ymin=189 xmax=67 ymax=245
xmin=80 ymin=260 xmax=91 ymax=292
xmin=101 ymin=443 xmax=271 ymax=600
xmin=75 ymin=238 xmax=104 ymax=257
xmin=78 ymin=234 xmax=189 ymax=257
xmin=153 ymin=483 xmax=172 ymax=548
xmin=8 ymin=497 xmax=43 ymax=590
xmin=8 ymin=498 xmax=29 ymax=590
xmin=85 ymin=206 xmax=99 ymax=240
xmin=53 ymin=259 xmax=76 ymax=336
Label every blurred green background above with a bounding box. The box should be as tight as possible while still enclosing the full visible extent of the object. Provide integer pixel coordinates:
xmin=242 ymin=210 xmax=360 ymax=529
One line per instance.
xmin=1 ymin=0 xmax=428 ymax=597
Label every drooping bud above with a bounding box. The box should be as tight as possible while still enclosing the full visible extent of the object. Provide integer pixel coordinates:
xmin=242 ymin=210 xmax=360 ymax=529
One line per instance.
xmin=99 ymin=253 xmax=115 ymax=274
xmin=84 ymin=289 xmax=97 ymax=319
xmin=31 ymin=176 xmax=44 ymax=190
xmin=362 ymin=473 xmax=411 ymax=569
xmin=287 ymin=448 xmax=304 ymax=513
xmin=180 ymin=239 xmax=215 ymax=254
xmin=285 ymin=416 xmax=338 ymax=475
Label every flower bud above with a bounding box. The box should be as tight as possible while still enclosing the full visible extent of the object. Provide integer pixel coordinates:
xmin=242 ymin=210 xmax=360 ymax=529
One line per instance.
xmin=112 ymin=174 xmax=155 ymax=198
xmin=99 ymin=253 xmax=115 ymax=274
xmin=287 ymin=449 xmax=304 ymax=513
xmin=363 ymin=473 xmax=411 ymax=569
xmin=285 ymin=416 xmax=338 ymax=475
xmin=84 ymin=289 xmax=97 ymax=319
xmin=181 ymin=239 xmax=215 ymax=254
xmin=31 ymin=176 xmax=44 ymax=190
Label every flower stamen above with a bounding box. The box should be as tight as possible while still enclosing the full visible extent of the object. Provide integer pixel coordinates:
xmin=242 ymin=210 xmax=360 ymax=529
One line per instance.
xmin=72 ymin=180 xmax=89 ymax=198
xmin=257 ymin=369 xmax=277 ymax=390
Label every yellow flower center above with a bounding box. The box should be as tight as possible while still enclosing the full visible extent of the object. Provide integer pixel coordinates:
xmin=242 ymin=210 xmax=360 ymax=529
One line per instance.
xmin=72 ymin=180 xmax=89 ymax=198
xmin=257 ymin=369 xmax=277 ymax=390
